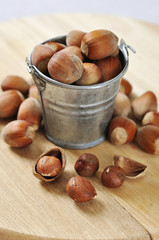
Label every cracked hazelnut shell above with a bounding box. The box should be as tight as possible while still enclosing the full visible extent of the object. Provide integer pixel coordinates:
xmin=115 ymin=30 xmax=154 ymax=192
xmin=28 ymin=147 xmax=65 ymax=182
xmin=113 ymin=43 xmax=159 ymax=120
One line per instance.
xmin=33 ymin=146 xmax=66 ymax=181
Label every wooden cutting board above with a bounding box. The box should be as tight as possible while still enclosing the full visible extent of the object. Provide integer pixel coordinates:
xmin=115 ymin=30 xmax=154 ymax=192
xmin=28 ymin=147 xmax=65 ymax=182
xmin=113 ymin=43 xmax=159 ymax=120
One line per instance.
xmin=0 ymin=13 xmax=159 ymax=240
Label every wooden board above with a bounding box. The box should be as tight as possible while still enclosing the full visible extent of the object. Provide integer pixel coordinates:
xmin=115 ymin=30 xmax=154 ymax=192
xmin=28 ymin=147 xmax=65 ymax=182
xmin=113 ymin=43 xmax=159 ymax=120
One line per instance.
xmin=0 ymin=13 xmax=159 ymax=240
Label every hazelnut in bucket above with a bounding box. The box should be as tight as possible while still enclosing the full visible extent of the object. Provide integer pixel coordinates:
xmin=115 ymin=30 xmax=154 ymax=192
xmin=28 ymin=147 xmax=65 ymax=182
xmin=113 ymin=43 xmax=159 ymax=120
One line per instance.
xmin=26 ymin=29 xmax=134 ymax=149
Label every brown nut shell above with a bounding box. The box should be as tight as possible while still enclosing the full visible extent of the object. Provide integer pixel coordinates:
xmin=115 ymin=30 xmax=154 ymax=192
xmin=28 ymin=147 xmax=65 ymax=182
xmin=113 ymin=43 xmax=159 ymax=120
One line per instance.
xmin=110 ymin=46 xmax=119 ymax=57
xmin=0 ymin=90 xmax=24 ymax=118
xmin=31 ymin=44 xmax=55 ymax=73
xmin=33 ymin=146 xmax=66 ymax=182
xmin=66 ymin=176 xmax=97 ymax=202
xmin=62 ymin=46 xmax=84 ymax=61
xmin=48 ymin=51 xmax=83 ymax=84
xmin=136 ymin=125 xmax=159 ymax=154
xmin=113 ymin=155 xmax=147 ymax=178
xmin=1 ymin=75 xmax=31 ymax=94
xmin=113 ymin=92 xmax=131 ymax=117
xmin=1 ymin=120 xmax=35 ymax=147
xmin=96 ymin=56 xmax=122 ymax=82
xmin=132 ymin=91 xmax=157 ymax=120
xmin=119 ymin=78 xmax=132 ymax=96
xmin=75 ymin=62 xmax=101 ymax=85
xmin=108 ymin=116 xmax=137 ymax=145
xmin=81 ymin=29 xmax=118 ymax=60
xmin=28 ymin=84 xmax=39 ymax=101
xmin=44 ymin=42 xmax=66 ymax=52
xmin=66 ymin=30 xmax=86 ymax=47
xmin=17 ymin=97 xmax=42 ymax=130
xmin=142 ymin=111 xmax=159 ymax=127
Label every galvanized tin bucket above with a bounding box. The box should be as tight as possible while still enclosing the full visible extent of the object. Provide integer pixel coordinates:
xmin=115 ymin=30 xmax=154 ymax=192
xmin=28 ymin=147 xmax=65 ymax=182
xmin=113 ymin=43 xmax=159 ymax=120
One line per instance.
xmin=26 ymin=36 xmax=134 ymax=149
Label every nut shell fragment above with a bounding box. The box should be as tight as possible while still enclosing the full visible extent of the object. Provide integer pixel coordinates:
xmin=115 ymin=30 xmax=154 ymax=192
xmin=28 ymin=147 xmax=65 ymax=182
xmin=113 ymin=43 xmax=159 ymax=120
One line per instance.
xmin=33 ymin=146 xmax=66 ymax=181
xmin=113 ymin=155 xmax=147 ymax=178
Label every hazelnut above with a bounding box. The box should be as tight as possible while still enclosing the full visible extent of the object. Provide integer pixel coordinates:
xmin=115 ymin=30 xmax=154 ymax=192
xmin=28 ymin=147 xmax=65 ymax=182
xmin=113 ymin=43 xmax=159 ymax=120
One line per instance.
xmin=31 ymin=44 xmax=55 ymax=73
xmin=101 ymin=166 xmax=126 ymax=188
xmin=142 ymin=111 xmax=159 ymax=127
xmin=48 ymin=51 xmax=83 ymax=84
xmin=132 ymin=91 xmax=157 ymax=120
xmin=113 ymin=155 xmax=147 ymax=178
xmin=81 ymin=29 xmax=118 ymax=60
xmin=66 ymin=30 xmax=86 ymax=47
xmin=33 ymin=146 xmax=66 ymax=182
xmin=96 ymin=56 xmax=122 ymax=82
xmin=113 ymin=92 xmax=131 ymax=117
xmin=0 ymin=90 xmax=24 ymax=118
xmin=44 ymin=42 xmax=66 ymax=52
xmin=17 ymin=97 xmax=42 ymax=130
xmin=74 ymin=153 xmax=99 ymax=177
xmin=62 ymin=46 xmax=84 ymax=61
xmin=1 ymin=75 xmax=31 ymax=94
xmin=66 ymin=176 xmax=97 ymax=202
xmin=108 ymin=116 xmax=137 ymax=145
xmin=1 ymin=120 xmax=35 ymax=147
xmin=119 ymin=78 xmax=132 ymax=96
xmin=36 ymin=156 xmax=61 ymax=177
xmin=110 ymin=46 xmax=119 ymax=57
xmin=136 ymin=125 xmax=159 ymax=154
xmin=75 ymin=62 xmax=101 ymax=85
xmin=28 ymin=84 xmax=39 ymax=101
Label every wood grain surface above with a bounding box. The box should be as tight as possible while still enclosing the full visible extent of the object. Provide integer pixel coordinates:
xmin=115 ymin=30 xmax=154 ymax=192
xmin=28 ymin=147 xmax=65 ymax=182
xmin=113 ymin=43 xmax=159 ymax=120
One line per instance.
xmin=0 ymin=13 xmax=159 ymax=240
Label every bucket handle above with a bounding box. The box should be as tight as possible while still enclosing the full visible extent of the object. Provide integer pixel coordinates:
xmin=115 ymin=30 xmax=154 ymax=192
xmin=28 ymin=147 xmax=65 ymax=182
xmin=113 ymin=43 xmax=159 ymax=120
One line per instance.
xmin=119 ymin=39 xmax=136 ymax=55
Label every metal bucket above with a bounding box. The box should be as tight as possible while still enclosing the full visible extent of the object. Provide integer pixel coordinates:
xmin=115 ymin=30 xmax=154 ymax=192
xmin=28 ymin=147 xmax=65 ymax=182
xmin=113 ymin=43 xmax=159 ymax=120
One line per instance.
xmin=26 ymin=36 xmax=134 ymax=149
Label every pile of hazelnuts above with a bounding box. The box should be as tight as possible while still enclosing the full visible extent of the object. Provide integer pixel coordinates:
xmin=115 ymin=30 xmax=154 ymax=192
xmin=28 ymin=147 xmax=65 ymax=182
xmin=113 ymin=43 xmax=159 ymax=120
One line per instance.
xmin=31 ymin=29 xmax=122 ymax=85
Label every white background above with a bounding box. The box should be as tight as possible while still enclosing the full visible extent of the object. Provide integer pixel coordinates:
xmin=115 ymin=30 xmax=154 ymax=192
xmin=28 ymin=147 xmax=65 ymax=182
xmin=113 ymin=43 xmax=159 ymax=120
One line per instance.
xmin=0 ymin=0 xmax=159 ymax=24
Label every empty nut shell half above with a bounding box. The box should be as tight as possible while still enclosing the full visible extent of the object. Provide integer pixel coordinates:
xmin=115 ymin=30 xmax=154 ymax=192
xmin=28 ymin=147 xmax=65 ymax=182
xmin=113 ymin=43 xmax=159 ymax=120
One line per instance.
xmin=113 ymin=155 xmax=147 ymax=178
xmin=33 ymin=146 xmax=66 ymax=182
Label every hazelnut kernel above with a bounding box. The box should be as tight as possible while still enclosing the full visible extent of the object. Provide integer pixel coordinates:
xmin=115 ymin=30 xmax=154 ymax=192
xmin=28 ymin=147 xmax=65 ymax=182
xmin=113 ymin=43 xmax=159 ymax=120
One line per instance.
xmin=74 ymin=153 xmax=99 ymax=177
xmin=37 ymin=156 xmax=61 ymax=177
xmin=101 ymin=165 xmax=126 ymax=188
xmin=66 ymin=176 xmax=97 ymax=202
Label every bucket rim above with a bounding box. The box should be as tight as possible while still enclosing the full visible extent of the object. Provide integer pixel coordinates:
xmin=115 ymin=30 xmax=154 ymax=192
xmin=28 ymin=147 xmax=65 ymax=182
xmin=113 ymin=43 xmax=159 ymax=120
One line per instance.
xmin=27 ymin=36 xmax=131 ymax=90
